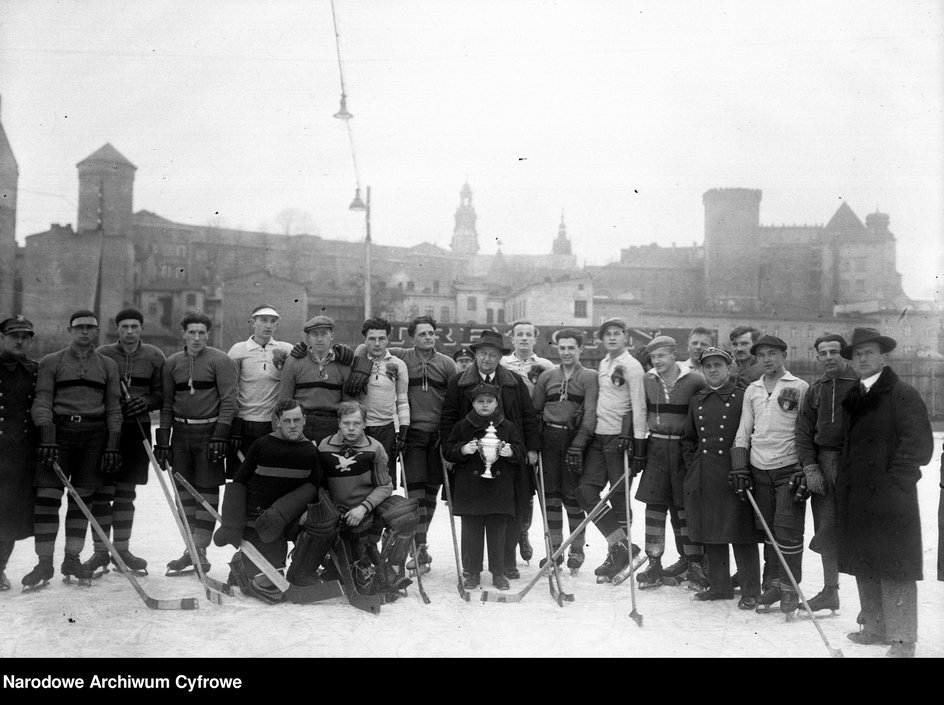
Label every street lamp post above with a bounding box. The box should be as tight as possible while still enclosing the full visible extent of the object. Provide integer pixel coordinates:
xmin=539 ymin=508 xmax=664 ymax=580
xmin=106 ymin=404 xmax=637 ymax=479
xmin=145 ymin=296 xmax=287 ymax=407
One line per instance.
xmin=349 ymin=186 xmax=371 ymax=318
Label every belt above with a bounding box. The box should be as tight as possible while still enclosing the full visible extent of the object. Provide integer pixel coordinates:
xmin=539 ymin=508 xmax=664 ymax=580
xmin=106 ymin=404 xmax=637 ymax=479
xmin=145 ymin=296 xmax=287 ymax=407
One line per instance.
xmin=174 ymin=416 xmax=218 ymax=425
xmin=304 ymin=409 xmax=336 ymax=417
xmin=650 ymin=433 xmax=682 ymax=440
xmin=56 ymin=414 xmax=105 ymax=423
xmin=544 ymin=422 xmax=570 ymax=429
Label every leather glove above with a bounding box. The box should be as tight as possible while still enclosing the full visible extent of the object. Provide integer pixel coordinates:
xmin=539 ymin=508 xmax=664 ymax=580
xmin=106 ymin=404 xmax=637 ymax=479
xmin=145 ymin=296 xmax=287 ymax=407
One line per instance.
xmin=155 ymin=427 xmax=172 ymax=469
xmin=206 ymin=423 xmax=231 ymax=463
xmin=343 ymin=355 xmax=372 ymax=397
xmin=789 ymin=467 xmax=809 ymax=502
xmin=630 ymin=438 xmax=648 ymax=477
xmin=290 ymin=341 xmax=308 ymax=359
xmin=213 ymin=481 xmax=247 ymax=549
xmin=730 ymin=446 xmax=749 ymax=473
xmin=37 ymin=424 xmax=59 ymax=467
xmin=120 ymin=394 xmax=149 ymax=418
xmin=431 ymin=430 xmax=442 ymax=449
xmin=728 ymin=468 xmax=752 ymax=499
xmin=803 ymin=463 xmax=827 ymax=496
xmin=395 ymin=425 xmax=409 ymax=455
xmin=101 ymin=430 xmax=122 ymax=474
xmin=332 ymin=343 xmax=355 ymax=366
xmin=229 ymin=418 xmax=244 ymax=454
xmin=617 ymin=434 xmax=632 ymax=453
xmin=527 ymin=364 xmax=547 ymax=385
xmin=565 ymin=446 xmax=584 ymax=474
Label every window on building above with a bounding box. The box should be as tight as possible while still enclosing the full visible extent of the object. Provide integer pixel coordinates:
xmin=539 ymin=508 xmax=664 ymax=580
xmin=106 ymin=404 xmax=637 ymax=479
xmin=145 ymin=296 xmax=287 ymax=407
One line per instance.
xmin=467 ymin=296 xmax=477 ymax=311
xmin=790 ymin=328 xmax=797 ymax=338
xmin=186 ymin=293 xmax=197 ymax=307
xmin=440 ymin=307 xmax=450 ymax=323
xmin=578 ymin=283 xmax=584 ymax=291
xmin=433 ymin=280 xmax=440 ymax=294
xmin=176 ymin=245 xmax=187 ymax=258
xmin=903 ymin=326 xmax=912 ymax=336
xmin=409 ymin=305 xmax=419 ymax=319
xmin=497 ymin=309 xmax=505 ymax=323
xmin=425 ymin=306 xmax=434 ymax=317
xmin=855 ymin=280 xmax=865 ymax=293
xmin=148 ymin=303 xmax=159 ymax=317
xmin=486 ymin=308 xmax=494 ymax=324
xmin=406 ymin=281 xmax=415 ymax=292
xmin=574 ymin=300 xmax=587 ymax=318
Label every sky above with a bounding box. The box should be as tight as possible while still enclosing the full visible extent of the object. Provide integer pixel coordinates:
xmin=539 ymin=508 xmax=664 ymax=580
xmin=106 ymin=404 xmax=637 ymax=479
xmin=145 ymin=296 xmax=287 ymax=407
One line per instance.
xmin=0 ymin=0 xmax=942 ymax=299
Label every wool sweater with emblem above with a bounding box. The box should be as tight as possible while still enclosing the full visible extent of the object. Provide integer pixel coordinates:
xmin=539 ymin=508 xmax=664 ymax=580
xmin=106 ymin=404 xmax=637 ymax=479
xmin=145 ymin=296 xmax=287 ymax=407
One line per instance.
xmin=317 ymin=433 xmax=392 ymax=511
xmin=643 ymin=362 xmax=706 ymax=436
xmin=385 ymin=346 xmax=456 ymax=433
xmin=160 ymin=346 xmax=238 ymax=434
xmin=232 ymin=433 xmax=323 ymax=516
xmin=278 ymin=349 xmax=353 ymax=412
xmin=532 ymin=363 xmax=598 ymax=446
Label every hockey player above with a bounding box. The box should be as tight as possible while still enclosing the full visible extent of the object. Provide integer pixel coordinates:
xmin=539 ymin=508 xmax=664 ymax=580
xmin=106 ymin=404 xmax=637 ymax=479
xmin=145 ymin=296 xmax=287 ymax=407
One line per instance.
xmin=682 ymin=327 xmax=715 ymax=372
xmin=441 ymin=383 xmax=526 ymax=590
xmin=318 ymin=401 xmax=419 ymax=599
xmin=24 ymin=310 xmax=123 ymax=588
xmin=0 ymin=316 xmax=38 ymax=591
xmin=574 ymin=318 xmax=647 ymax=582
xmin=794 ymin=334 xmax=857 ymax=614
xmin=227 ymin=305 xmax=294 ymax=476
xmin=379 ymin=316 xmax=457 ymax=575
xmin=681 ymin=347 xmax=761 ymax=608
xmin=530 ymin=328 xmax=598 ymax=573
xmin=155 ymin=311 xmax=237 ymax=576
xmin=212 ymin=399 xmax=326 ymax=602
xmin=732 ymin=335 xmax=809 ymax=615
xmin=727 ymin=326 xmax=764 ymax=390
xmin=280 ymin=315 xmax=368 ymax=445
xmin=85 ymin=308 xmax=165 ymax=577
xmin=634 ymin=336 xmax=708 ymax=589
xmin=500 ymin=320 xmax=553 ymax=564
xmin=440 ymin=329 xmax=540 ymax=580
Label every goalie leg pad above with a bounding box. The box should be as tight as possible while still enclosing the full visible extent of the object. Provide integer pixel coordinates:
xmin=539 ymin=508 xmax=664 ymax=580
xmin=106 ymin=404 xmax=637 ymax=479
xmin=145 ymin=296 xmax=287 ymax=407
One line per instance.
xmin=286 ymin=505 xmax=340 ymax=586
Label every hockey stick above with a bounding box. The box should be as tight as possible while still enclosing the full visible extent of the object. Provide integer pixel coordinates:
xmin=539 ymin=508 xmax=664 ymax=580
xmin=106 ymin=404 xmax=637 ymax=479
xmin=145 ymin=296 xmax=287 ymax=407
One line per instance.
xmin=745 ymin=489 xmax=842 ymax=658
xmin=623 ymin=452 xmax=642 ymax=627
xmin=393 ymin=417 xmax=430 ymax=604
xmin=327 ymin=541 xmax=383 ymax=614
xmin=440 ymin=455 xmax=471 ymax=601
xmin=50 ymin=461 xmax=199 ymax=610
xmin=534 ymin=456 xmax=574 ymax=605
xmin=481 ymin=474 xmax=626 ymax=603
xmin=173 ymin=471 xmax=343 ymax=605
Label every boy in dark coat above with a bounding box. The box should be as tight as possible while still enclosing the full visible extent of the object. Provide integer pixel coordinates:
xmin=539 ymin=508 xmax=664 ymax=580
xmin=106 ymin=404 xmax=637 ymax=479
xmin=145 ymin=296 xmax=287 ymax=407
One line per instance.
xmin=442 ymin=383 xmax=526 ymax=590
xmin=837 ymin=328 xmax=933 ymax=658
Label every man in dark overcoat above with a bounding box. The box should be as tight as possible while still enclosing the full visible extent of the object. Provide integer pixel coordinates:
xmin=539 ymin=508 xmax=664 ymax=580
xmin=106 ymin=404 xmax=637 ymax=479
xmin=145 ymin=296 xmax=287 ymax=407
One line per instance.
xmin=0 ymin=316 xmax=38 ymax=590
xmin=440 ymin=329 xmax=540 ymax=580
xmin=838 ymin=327 xmax=933 ymax=658
xmin=681 ymin=347 xmax=761 ymax=608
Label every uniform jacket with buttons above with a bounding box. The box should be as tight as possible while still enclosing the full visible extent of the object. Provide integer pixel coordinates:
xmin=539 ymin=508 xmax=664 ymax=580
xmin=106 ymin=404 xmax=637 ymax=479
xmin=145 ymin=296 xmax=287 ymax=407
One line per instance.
xmin=0 ymin=355 xmax=38 ymax=539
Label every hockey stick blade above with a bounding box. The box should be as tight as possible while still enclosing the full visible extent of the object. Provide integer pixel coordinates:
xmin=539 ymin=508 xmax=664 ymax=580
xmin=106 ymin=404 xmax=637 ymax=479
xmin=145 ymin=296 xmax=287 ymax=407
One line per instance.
xmin=50 ymin=462 xmax=199 ymax=611
xmin=329 ymin=545 xmax=382 ymax=614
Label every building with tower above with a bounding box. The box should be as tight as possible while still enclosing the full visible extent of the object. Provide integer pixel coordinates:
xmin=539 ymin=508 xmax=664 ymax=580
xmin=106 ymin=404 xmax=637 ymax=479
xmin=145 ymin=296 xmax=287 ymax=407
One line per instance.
xmin=0 ymin=97 xmax=18 ymax=319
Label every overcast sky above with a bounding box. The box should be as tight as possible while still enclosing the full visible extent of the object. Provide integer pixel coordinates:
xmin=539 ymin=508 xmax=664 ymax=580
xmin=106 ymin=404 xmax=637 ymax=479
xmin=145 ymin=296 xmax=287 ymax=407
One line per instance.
xmin=1 ymin=0 xmax=941 ymax=299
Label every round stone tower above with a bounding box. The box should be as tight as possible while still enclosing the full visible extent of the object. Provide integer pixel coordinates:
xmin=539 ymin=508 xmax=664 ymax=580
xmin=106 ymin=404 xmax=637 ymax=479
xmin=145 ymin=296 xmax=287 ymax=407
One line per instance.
xmin=702 ymin=188 xmax=762 ymax=310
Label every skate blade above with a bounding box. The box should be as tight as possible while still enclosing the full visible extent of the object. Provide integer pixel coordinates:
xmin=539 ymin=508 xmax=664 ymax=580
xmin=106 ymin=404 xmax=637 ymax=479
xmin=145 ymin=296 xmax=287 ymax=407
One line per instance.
xmin=165 ymin=568 xmax=197 ymax=577
xmin=62 ymin=575 xmax=93 ymax=587
xmin=798 ymin=609 xmax=840 ymax=619
xmin=754 ymin=605 xmax=781 ymax=614
xmin=408 ymin=565 xmax=431 ymax=576
xmin=21 ymin=581 xmax=51 ymax=593
xmin=115 ymin=566 xmax=149 ymax=577
xmin=638 ymin=581 xmax=665 ymax=590
xmin=90 ymin=568 xmax=110 ymax=579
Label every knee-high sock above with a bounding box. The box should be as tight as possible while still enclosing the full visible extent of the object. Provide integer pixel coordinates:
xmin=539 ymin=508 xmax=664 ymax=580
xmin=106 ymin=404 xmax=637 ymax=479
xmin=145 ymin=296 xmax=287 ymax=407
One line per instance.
xmin=644 ymin=504 xmax=668 ymax=557
xmin=544 ymin=491 xmax=564 ymax=548
xmin=406 ymin=481 xmax=427 ymax=544
xmin=669 ymin=505 xmax=703 ymax=560
xmin=563 ymin=498 xmax=586 ymax=551
xmin=422 ymin=484 xmax=439 ymax=545
xmin=193 ymin=486 xmax=219 ymax=550
xmin=774 ymin=532 xmax=803 ymax=587
xmin=64 ymin=488 xmax=93 ymax=556
xmin=33 ymin=488 xmax=63 ymax=558
xmin=111 ymin=483 xmax=137 ymax=551
xmin=90 ymin=484 xmax=116 ymax=553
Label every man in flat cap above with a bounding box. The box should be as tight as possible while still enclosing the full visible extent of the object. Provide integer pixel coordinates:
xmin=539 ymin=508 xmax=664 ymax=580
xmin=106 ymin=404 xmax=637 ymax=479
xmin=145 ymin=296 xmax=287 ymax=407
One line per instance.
xmin=280 ymin=314 xmax=366 ymax=446
xmin=441 ymin=329 xmax=540 ymax=580
xmin=837 ymin=328 xmax=932 ymax=658
xmin=0 ymin=316 xmax=38 ymax=590
xmin=86 ymin=308 xmax=166 ymax=576
xmin=794 ymin=333 xmax=858 ymax=615
xmin=25 ymin=310 xmax=123 ymax=588
xmin=634 ymin=335 xmax=707 ymax=589
xmin=732 ymin=334 xmax=809 ymax=615
xmin=575 ymin=318 xmax=647 ymax=582
xmin=681 ymin=347 xmax=761 ymax=607
xmin=227 ymin=305 xmax=294 ymax=472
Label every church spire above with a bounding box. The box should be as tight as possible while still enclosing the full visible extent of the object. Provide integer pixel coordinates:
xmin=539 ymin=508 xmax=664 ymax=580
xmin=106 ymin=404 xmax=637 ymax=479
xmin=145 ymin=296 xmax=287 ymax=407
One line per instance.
xmin=552 ymin=210 xmax=571 ymax=255
xmin=450 ymin=181 xmax=480 ymax=255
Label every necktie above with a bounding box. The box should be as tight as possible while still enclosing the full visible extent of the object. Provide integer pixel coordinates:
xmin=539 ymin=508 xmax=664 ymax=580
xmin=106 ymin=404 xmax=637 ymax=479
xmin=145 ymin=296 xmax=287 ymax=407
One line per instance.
xmin=485 ymin=375 xmax=493 ymax=385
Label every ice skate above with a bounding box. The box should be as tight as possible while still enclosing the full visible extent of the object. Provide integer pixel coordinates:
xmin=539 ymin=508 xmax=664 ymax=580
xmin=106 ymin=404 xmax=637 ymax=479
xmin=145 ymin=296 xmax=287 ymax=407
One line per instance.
xmin=683 ymin=560 xmax=710 ymax=590
xmin=113 ymin=549 xmax=148 ymax=576
xmin=800 ymin=585 xmax=840 ymax=618
xmin=754 ymin=585 xmax=781 ymax=613
xmin=636 ymin=554 xmax=665 ymax=589
xmin=659 ymin=556 xmax=689 ymax=586
xmin=566 ymin=548 xmax=585 ymax=575
xmin=61 ymin=553 xmax=94 ymax=586
xmin=21 ymin=558 xmax=55 ymax=592
xmin=405 ymin=544 xmax=431 ymax=575
xmin=82 ymin=551 xmax=111 ymax=579
xmin=0 ymin=570 xmax=10 ymax=591
xmin=780 ymin=587 xmax=799 ymax=620
xmin=594 ymin=542 xmax=629 ymax=584
xmin=539 ymin=552 xmax=564 ymax=569
xmin=611 ymin=552 xmax=649 ymax=585
xmin=166 ymin=547 xmax=209 ymax=577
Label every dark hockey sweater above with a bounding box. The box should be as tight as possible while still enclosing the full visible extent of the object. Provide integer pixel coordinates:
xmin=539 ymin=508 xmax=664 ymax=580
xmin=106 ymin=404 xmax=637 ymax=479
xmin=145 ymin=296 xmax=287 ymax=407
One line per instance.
xmin=233 ymin=434 xmax=323 ymax=515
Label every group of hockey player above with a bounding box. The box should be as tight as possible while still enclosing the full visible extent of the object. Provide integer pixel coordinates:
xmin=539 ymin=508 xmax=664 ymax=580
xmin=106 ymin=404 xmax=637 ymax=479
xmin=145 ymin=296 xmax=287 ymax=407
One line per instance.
xmin=0 ymin=305 xmax=939 ymax=656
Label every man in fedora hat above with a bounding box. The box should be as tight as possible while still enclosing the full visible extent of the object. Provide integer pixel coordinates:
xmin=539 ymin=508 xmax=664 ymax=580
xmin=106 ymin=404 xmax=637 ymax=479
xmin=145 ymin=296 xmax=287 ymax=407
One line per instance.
xmin=732 ymin=334 xmax=809 ymax=615
xmin=837 ymin=327 xmax=933 ymax=658
xmin=0 ymin=315 xmax=38 ymax=591
xmin=794 ymin=333 xmax=858 ymax=615
xmin=441 ymin=328 xmax=540 ymax=580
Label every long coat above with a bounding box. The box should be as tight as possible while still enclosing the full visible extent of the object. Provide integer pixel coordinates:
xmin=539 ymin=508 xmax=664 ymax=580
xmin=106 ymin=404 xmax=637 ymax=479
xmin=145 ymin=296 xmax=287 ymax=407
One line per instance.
xmin=440 ymin=364 xmax=540 ymax=517
xmin=0 ymin=357 xmax=38 ymax=541
xmin=441 ymin=413 xmax=525 ymax=517
xmin=837 ymin=367 xmax=933 ymax=581
xmin=681 ymin=381 xmax=760 ymax=544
